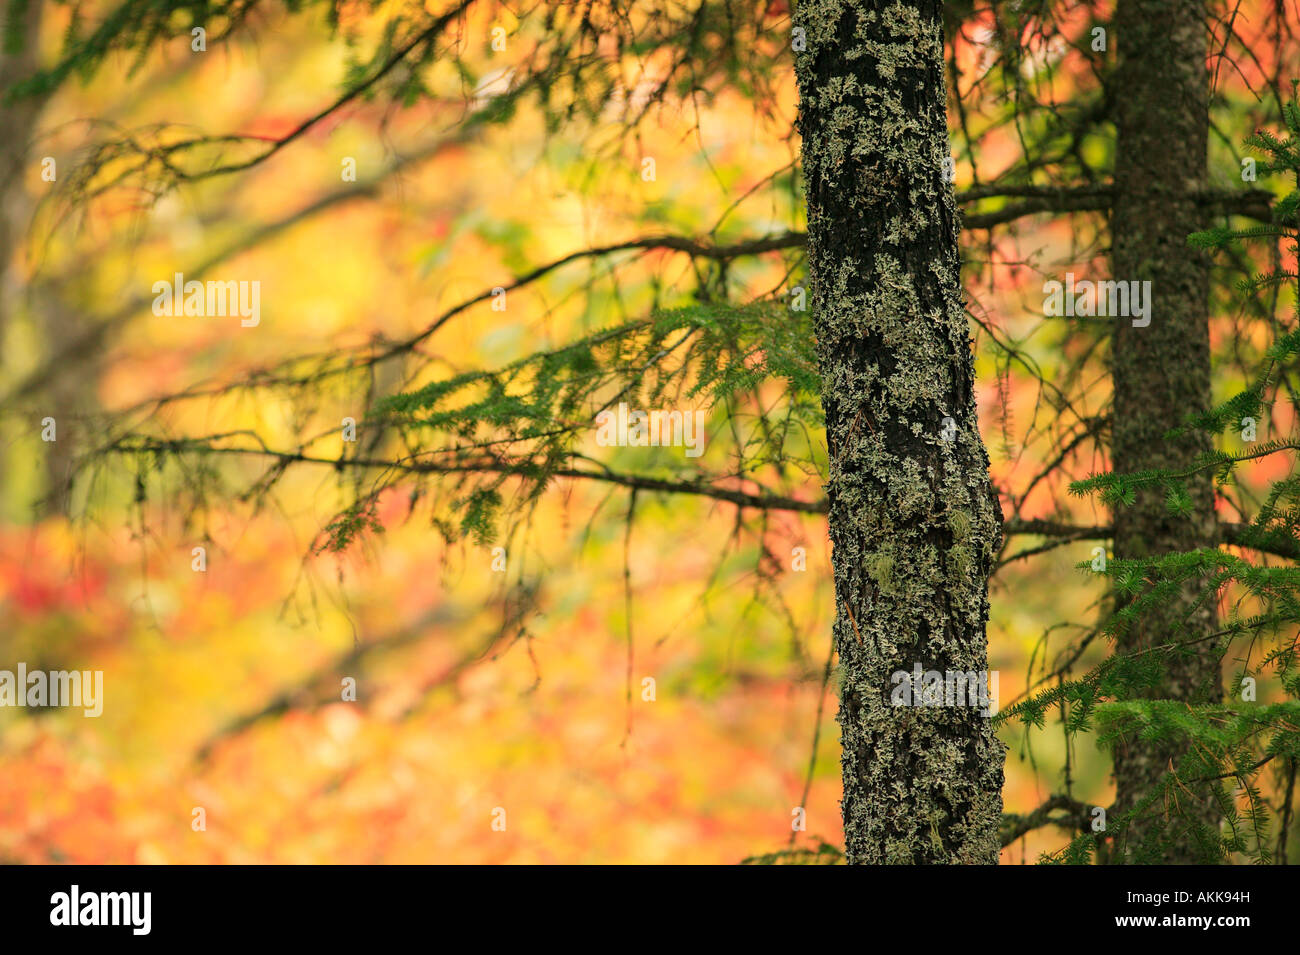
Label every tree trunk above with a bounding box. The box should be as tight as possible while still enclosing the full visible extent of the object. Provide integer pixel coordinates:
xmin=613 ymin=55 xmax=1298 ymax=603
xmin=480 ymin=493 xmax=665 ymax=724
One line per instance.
xmin=794 ymin=0 xmax=1004 ymax=864
xmin=1109 ymin=0 xmax=1222 ymax=862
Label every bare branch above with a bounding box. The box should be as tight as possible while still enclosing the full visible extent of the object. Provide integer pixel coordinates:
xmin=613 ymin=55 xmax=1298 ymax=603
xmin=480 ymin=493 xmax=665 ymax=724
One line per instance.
xmin=1000 ymin=794 xmax=1097 ymax=847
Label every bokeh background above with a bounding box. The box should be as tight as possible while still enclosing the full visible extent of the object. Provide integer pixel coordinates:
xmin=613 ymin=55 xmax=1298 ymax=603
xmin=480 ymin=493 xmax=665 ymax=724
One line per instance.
xmin=0 ymin=0 xmax=1291 ymax=863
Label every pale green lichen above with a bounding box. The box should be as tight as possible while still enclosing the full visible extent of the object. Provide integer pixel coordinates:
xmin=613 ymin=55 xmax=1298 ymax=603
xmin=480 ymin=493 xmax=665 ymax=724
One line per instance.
xmin=794 ymin=0 xmax=1005 ymax=865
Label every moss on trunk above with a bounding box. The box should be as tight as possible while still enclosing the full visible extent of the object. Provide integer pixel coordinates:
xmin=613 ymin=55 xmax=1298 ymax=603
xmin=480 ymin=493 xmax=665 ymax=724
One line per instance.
xmin=794 ymin=0 xmax=1004 ymax=864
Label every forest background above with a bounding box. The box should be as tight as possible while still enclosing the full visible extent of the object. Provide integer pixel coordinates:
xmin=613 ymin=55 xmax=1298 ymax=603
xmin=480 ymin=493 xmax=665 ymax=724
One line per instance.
xmin=0 ymin=0 xmax=1296 ymax=864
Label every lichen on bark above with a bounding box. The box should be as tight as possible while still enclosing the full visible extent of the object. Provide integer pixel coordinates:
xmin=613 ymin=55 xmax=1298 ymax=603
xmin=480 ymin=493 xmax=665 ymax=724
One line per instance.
xmin=793 ymin=0 xmax=1005 ymax=864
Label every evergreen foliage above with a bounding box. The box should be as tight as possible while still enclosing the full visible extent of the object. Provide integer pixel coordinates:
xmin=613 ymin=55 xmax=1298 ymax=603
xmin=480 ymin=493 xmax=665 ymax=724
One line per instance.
xmin=999 ymin=91 xmax=1300 ymax=864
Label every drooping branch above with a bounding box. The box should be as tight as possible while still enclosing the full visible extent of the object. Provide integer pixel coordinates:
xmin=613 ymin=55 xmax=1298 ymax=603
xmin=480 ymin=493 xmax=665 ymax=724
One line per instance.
xmin=3 ymin=229 xmax=809 ymax=413
xmin=97 ymin=434 xmax=829 ymax=516
xmin=958 ymin=184 xmax=1272 ymax=230
xmin=96 ymin=437 xmax=1300 ymax=562
xmin=12 ymin=177 xmax=1272 ymax=413
xmin=1001 ymin=519 xmax=1300 ymax=561
xmin=36 ymin=0 xmax=478 ymax=193
xmin=1000 ymin=794 xmax=1097 ymax=847
xmin=2 ymin=133 xmax=475 ymax=409
xmin=184 ymin=1 xmax=477 ymax=181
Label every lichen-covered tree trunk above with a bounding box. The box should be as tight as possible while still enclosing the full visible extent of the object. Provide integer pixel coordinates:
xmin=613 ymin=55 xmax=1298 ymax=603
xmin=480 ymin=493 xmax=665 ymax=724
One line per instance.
xmin=794 ymin=0 xmax=1004 ymax=864
xmin=1108 ymin=0 xmax=1222 ymax=863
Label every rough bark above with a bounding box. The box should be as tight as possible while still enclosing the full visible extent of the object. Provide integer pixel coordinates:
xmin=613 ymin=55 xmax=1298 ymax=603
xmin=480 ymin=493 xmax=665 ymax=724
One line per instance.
xmin=794 ymin=0 xmax=1004 ymax=864
xmin=1109 ymin=0 xmax=1222 ymax=862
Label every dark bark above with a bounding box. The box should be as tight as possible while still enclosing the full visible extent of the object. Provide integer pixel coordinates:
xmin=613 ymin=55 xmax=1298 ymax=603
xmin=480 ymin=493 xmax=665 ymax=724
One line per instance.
xmin=1109 ymin=0 xmax=1223 ymax=862
xmin=794 ymin=0 xmax=1004 ymax=863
